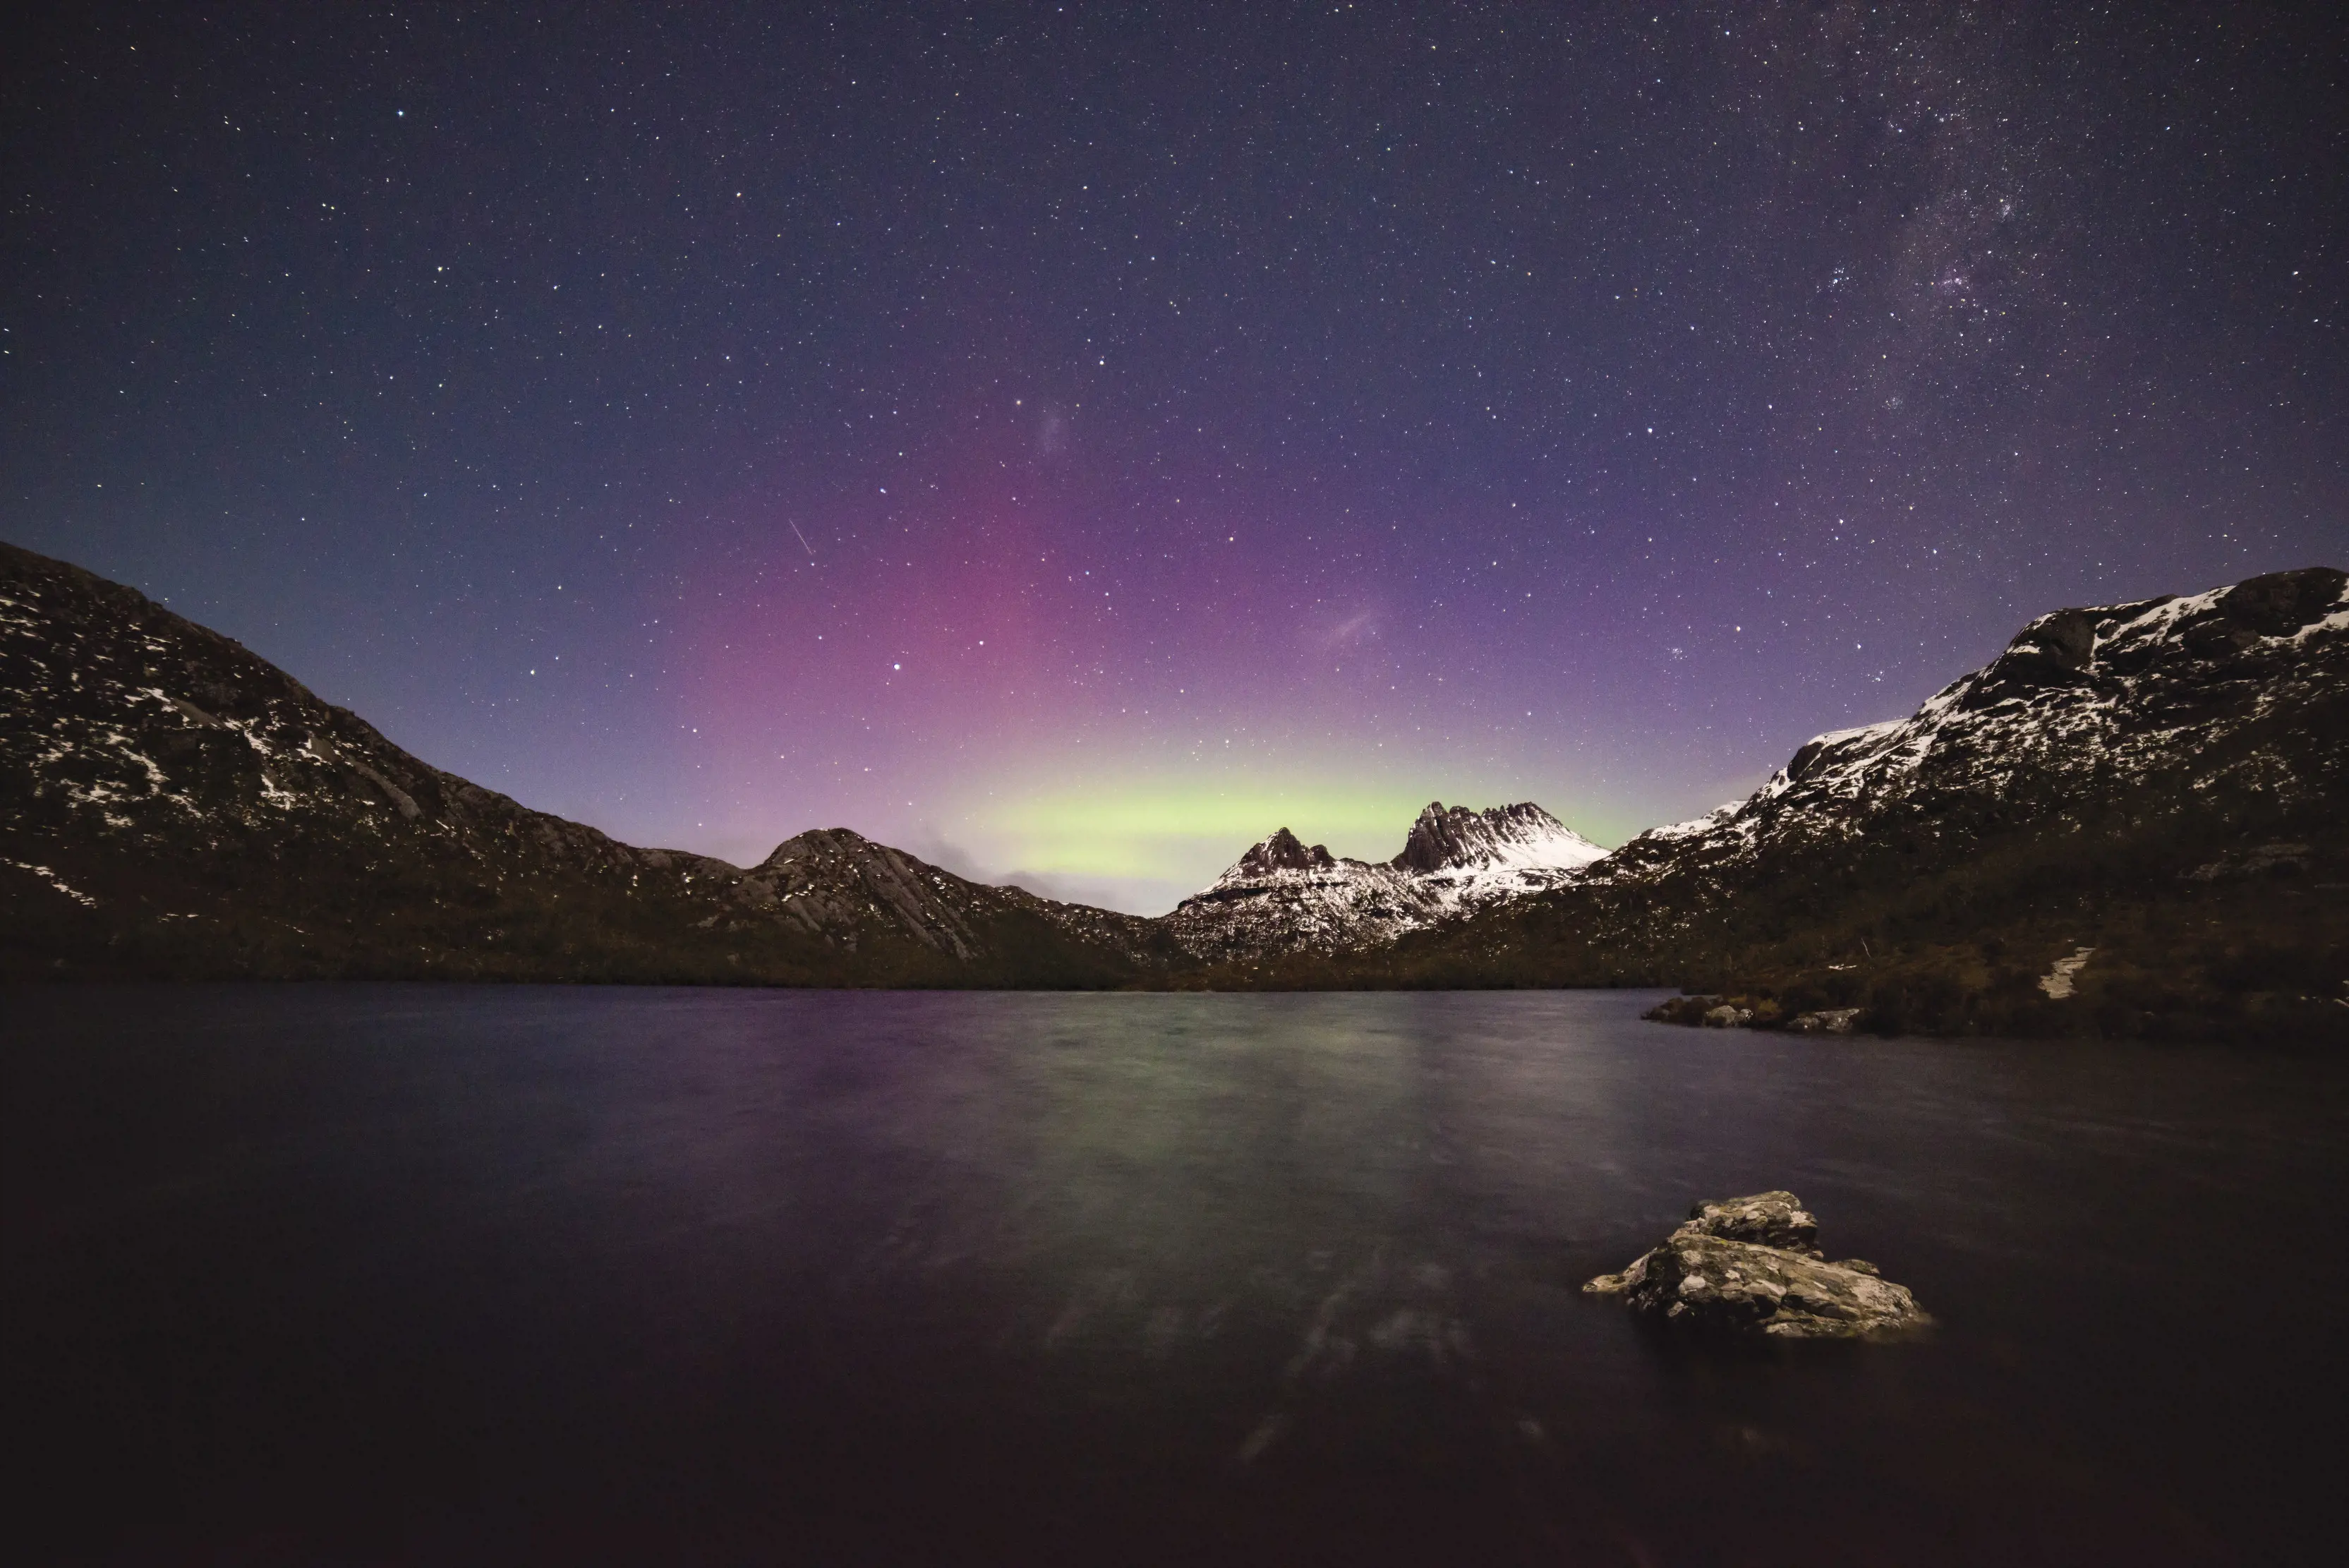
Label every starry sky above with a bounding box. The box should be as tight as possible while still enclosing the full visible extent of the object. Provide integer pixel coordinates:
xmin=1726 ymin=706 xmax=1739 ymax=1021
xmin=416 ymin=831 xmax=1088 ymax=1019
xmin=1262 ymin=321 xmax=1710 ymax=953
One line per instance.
xmin=6 ymin=3 xmax=2343 ymax=912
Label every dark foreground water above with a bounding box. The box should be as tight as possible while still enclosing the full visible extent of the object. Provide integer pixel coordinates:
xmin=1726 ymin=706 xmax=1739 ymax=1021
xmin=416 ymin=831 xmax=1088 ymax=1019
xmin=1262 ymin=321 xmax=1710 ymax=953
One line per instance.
xmin=6 ymin=988 xmax=2345 ymax=1566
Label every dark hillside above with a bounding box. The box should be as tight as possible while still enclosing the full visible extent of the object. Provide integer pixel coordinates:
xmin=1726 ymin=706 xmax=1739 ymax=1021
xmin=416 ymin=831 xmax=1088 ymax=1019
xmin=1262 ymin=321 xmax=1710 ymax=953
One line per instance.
xmin=0 ymin=541 xmax=1162 ymax=986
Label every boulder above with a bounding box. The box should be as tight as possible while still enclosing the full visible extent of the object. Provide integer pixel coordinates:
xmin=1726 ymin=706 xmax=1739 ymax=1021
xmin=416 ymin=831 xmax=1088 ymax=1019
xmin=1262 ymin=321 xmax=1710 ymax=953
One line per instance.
xmin=1701 ymin=1003 xmax=1751 ymax=1028
xmin=1787 ymin=1008 xmax=1862 ymax=1034
xmin=1583 ymin=1192 xmax=1927 ymax=1340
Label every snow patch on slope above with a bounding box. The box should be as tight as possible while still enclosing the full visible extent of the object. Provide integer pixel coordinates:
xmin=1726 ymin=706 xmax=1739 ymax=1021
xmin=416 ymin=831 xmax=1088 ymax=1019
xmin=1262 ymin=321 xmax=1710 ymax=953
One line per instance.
xmin=4 ymin=859 xmax=98 ymax=907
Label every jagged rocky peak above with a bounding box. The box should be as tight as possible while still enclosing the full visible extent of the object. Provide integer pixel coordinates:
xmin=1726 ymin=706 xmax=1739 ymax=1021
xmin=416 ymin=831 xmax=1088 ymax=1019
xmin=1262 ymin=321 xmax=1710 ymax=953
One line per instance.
xmin=1167 ymin=799 xmax=1610 ymax=961
xmin=1391 ymin=800 xmax=1606 ymax=874
xmin=1234 ymin=826 xmax=1339 ymax=876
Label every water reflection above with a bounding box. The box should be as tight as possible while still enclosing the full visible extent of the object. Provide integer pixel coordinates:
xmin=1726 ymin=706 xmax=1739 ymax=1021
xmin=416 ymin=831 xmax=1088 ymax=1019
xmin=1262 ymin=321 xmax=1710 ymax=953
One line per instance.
xmin=6 ymin=986 xmax=2343 ymax=1564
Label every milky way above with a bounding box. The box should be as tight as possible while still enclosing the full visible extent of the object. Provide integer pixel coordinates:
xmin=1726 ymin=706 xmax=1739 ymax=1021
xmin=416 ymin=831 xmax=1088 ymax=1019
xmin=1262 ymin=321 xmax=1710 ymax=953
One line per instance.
xmin=6 ymin=3 xmax=2341 ymax=910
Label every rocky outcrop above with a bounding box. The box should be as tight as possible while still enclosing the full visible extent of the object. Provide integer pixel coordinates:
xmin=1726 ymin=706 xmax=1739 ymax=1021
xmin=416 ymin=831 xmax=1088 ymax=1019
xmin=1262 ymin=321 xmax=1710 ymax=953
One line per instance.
xmin=1643 ymin=994 xmax=1765 ymax=1028
xmin=1648 ymin=998 xmax=1866 ymax=1033
xmin=1584 ymin=1193 xmax=1927 ymax=1339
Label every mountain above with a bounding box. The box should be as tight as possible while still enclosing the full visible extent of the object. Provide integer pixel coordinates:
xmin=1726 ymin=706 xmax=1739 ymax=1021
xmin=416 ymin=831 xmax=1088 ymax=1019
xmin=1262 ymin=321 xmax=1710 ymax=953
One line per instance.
xmin=8 ymin=537 xmax=2342 ymax=1039
xmin=0 ymin=541 xmax=1164 ymax=984
xmin=1591 ymin=567 xmax=2348 ymax=892
xmin=1164 ymin=801 xmax=1605 ymax=961
xmin=1274 ymin=567 xmax=2349 ymax=1039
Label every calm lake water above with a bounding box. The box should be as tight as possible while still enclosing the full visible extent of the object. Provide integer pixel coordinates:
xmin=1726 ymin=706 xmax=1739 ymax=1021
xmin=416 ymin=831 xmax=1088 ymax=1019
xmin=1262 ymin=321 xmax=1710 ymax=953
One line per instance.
xmin=6 ymin=986 xmax=2345 ymax=1565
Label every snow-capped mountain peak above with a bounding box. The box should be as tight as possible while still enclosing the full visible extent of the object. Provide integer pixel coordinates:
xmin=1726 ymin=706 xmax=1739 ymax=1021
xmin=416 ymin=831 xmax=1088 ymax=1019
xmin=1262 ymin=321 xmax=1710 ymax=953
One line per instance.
xmin=1392 ymin=800 xmax=1607 ymax=874
xmin=1170 ymin=799 xmax=1607 ymax=959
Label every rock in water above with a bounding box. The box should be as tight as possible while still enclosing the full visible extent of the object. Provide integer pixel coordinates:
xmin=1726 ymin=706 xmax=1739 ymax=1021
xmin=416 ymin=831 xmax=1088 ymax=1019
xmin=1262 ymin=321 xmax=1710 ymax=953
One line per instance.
xmin=1583 ymin=1192 xmax=1927 ymax=1340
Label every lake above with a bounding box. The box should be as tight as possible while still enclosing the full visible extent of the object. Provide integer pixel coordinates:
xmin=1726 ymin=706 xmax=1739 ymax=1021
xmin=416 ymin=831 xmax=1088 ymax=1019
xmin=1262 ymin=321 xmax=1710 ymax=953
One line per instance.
xmin=6 ymin=987 xmax=2343 ymax=1564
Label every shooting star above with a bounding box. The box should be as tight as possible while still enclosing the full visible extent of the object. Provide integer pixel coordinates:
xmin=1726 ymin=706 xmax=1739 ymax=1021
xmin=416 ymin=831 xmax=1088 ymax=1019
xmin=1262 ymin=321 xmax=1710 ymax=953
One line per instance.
xmin=790 ymin=522 xmax=816 ymax=560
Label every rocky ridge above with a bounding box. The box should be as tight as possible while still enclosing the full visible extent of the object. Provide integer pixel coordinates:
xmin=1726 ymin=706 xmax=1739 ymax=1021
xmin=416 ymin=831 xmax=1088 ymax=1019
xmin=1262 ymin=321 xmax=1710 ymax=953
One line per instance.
xmin=1594 ymin=567 xmax=2349 ymax=895
xmin=1164 ymin=800 xmax=1605 ymax=961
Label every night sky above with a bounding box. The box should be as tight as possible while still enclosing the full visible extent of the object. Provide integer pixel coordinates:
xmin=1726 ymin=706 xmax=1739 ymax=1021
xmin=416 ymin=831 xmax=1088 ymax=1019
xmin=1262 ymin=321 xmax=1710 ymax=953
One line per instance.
xmin=6 ymin=4 xmax=2343 ymax=912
